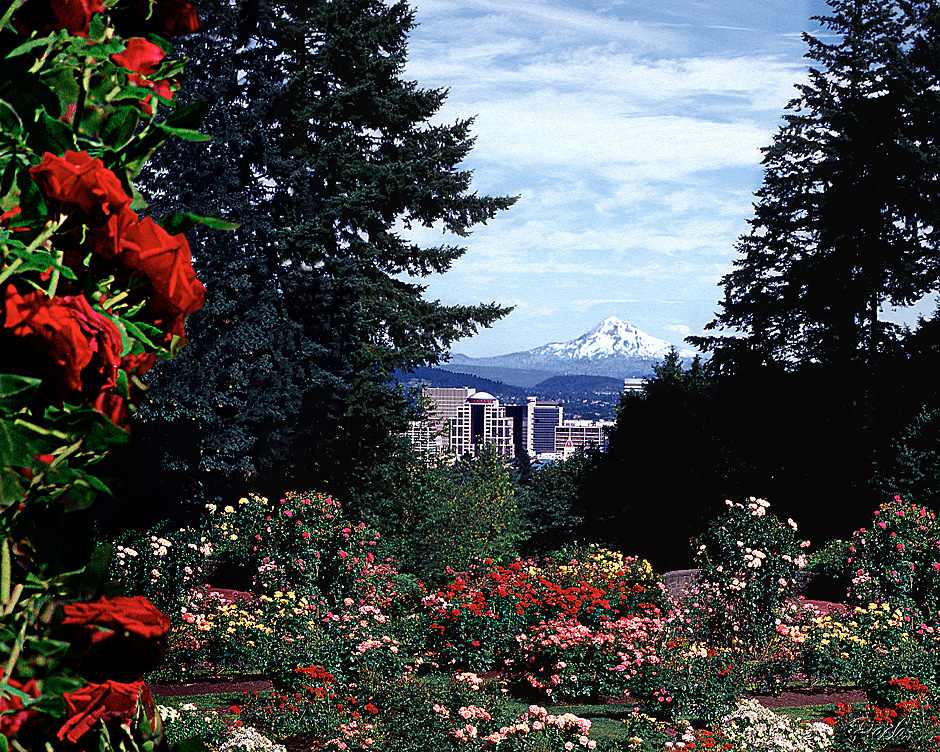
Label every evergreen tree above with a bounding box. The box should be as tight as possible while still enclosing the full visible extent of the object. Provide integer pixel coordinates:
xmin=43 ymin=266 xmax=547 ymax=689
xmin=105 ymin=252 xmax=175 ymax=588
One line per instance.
xmin=113 ymin=0 xmax=515 ymax=521
xmin=694 ymin=0 xmax=940 ymax=381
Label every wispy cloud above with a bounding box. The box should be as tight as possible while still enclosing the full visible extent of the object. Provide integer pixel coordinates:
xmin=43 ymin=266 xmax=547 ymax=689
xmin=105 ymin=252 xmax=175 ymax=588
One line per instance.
xmin=401 ymin=0 xmax=830 ymax=355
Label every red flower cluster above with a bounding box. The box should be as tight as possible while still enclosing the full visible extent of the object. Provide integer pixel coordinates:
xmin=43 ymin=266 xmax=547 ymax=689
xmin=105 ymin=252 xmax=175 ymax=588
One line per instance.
xmin=3 ymin=152 xmax=204 ymax=426
xmin=30 ymin=151 xmax=205 ymax=340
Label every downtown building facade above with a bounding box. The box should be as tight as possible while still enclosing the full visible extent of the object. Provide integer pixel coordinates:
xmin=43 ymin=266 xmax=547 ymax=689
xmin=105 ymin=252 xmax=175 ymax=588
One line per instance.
xmin=408 ymin=387 xmax=610 ymax=460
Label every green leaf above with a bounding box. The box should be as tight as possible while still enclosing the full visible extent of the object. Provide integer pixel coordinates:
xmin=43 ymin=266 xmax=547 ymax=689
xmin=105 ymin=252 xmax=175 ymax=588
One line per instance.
xmin=158 ymin=212 xmax=240 ymax=234
xmin=0 ymin=374 xmax=41 ymax=412
xmin=0 ymin=472 xmax=24 ymax=511
xmin=0 ymin=100 xmax=23 ymax=140
xmin=5 ymin=247 xmax=77 ymax=279
xmin=80 ymin=542 xmax=112 ymax=600
xmin=0 ymin=418 xmax=40 ymax=467
xmin=115 ymin=369 xmax=130 ymax=400
xmin=15 ymin=162 xmax=48 ymax=219
xmin=159 ymin=125 xmax=212 ymax=142
xmin=163 ymin=99 xmax=209 ymax=131
xmin=119 ymin=318 xmax=160 ymax=350
xmin=101 ymin=107 xmax=141 ymax=151
xmin=27 ymin=110 xmax=77 ymax=156
xmin=23 ymin=636 xmax=70 ymax=657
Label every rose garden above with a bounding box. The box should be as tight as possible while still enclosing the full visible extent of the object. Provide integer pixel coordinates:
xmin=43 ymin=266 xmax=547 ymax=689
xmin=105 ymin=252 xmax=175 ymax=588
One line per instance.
xmin=4 ymin=1 xmax=940 ymax=751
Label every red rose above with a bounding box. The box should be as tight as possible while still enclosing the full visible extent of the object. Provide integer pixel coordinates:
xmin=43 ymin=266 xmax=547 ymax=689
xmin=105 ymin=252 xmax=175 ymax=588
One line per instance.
xmin=3 ymin=286 xmax=123 ymax=399
xmin=0 ymin=671 xmax=39 ymax=740
xmin=111 ymin=38 xmax=175 ymax=115
xmin=14 ymin=0 xmax=105 ymax=37
xmin=61 ymin=595 xmax=171 ymax=643
xmin=30 ymin=151 xmax=131 ymax=224
xmin=57 ymin=680 xmax=153 ymax=743
xmin=121 ymin=216 xmax=205 ymax=337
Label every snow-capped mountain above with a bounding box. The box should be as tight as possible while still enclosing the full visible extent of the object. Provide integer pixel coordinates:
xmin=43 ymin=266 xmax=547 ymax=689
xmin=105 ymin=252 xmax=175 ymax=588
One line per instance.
xmin=530 ymin=317 xmax=695 ymax=361
xmin=440 ymin=317 xmax=696 ymax=385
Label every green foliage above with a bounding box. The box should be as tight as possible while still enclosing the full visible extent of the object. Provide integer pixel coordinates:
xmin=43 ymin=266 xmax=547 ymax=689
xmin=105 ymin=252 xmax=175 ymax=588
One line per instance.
xmin=521 ymin=449 xmax=595 ymax=553
xmin=110 ymin=522 xmax=208 ymax=617
xmin=125 ymin=0 xmax=516 ymax=518
xmin=378 ymin=446 xmax=527 ymax=578
xmin=874 ymin=408 xmax=940 ymax=511
xmin=695 ymin=0 xmax=940 ymax=376
xmin=0 ymin=1 xmax=210 ymax=747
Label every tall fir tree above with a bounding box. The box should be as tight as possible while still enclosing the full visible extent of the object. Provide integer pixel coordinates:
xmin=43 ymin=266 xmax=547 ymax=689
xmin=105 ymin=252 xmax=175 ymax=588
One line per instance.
xmin=111 ymin=0 xmax=515 ymax=521
xmin=694 ymin=0 xmax=940 ymax=383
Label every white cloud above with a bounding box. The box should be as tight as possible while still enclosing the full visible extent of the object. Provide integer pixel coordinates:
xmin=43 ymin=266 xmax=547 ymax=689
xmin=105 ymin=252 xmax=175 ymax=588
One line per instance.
xmin=397 ymin=0 xmax=828 ymax=356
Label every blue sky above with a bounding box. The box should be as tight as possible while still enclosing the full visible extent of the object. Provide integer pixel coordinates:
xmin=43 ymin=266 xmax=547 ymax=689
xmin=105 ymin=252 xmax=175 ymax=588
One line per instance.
xmin=401 ymin=0 xmax=835 ymax=357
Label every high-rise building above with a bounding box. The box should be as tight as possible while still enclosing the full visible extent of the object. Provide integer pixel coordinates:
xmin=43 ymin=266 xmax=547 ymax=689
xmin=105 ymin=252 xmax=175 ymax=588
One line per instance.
xmin=408 ymin=387 xmax=515 ymax=458
xmin=555 ymin=420 xmax=612 ymax=457
xmin=527 ymin=397 xmax=563 ymax=457
xmin=407 ymin=386 xmax=475 ymax=455
xmin=451 ymin=391 xmax=515 ymax=458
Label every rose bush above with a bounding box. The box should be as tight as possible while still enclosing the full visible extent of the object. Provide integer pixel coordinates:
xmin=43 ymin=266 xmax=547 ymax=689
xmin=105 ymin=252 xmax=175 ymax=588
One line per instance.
xmin=0 ymin=0 xmax=222 ymax=748
xmin=846 ymin=495 xmax=940 ymax=620
xmin=692 ymin=498 xmax=810 ymax=657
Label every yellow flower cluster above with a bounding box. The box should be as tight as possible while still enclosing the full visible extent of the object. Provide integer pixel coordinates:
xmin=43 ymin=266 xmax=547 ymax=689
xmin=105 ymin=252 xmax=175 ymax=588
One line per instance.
xmin=806 ymin=602 xmax=915 ymax=657
xmin=554 ymin=545 xmax=658 ymax=589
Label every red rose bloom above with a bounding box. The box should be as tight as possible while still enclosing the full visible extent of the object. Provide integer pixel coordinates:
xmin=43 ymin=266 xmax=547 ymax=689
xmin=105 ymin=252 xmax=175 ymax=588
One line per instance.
xmin=0 ymin=671 xmax=39 ymax=740
xmin=121 ymin=217 xmax=205 ymax=337
xmin=111 ymin=38 xmax=175 ymax=115
xmin=30 ymin=151 xmax=131 ymax=224
xmin=57 ymin=680 xmax=155 ymax=743
xmin=3 ymin=286 xmax=123 ymax=399
xmin=61 ymin=596 xmax=171 ymax=643
xmin=14 ymin=0 xmax=105 ymax=37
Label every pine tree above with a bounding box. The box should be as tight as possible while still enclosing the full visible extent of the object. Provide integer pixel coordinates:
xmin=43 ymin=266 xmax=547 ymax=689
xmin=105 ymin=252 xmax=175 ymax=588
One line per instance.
xmin=113 ymin=0 xmax=515 ymax=519
xmin=695 ymin=0 xmax=940 ymax=379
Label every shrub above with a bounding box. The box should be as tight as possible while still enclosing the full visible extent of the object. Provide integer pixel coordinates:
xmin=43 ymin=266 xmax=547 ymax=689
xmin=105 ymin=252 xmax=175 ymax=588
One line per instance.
xmin=802 ymin=601 xmax=940 ymax=706
xmin=846 ymin=495 xmax=940 ymax=620
xmin=716 ymin=698 xmax=832 ymax=751
xmin=110 ymin=523 xmax=212 ymax=617
xmin=693 ymin=498 xmax=810 ymax=654
xmin=382 ymin=446 xmax=528 ymax=578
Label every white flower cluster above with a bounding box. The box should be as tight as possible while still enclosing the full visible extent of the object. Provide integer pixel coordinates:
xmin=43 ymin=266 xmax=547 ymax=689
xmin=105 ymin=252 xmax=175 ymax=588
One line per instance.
xmin=114 ymin=545 xmax=139 ymax=561
xmin=721 ymin=698 xmax=833 ymax=752
xmin=743 ymin=548 xmax=766 ymax=569
xmin=215 ymin=724 xmax=286 ymax=752
xmin=748 ymin=497 xmax=771 ymax=517
xmin=151 ymin=535 xmax=173 ymax=557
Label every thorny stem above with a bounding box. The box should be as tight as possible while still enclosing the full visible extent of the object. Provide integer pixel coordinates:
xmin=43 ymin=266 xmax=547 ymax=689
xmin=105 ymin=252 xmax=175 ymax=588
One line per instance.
xmin=0 ymin=0 xmax=28 ymax=33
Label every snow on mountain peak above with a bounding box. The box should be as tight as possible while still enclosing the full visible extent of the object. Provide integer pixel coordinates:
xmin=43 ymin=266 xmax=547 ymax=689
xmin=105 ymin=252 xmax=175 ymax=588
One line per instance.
xmin=530 ymin=317 xmax=693 ymax=361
